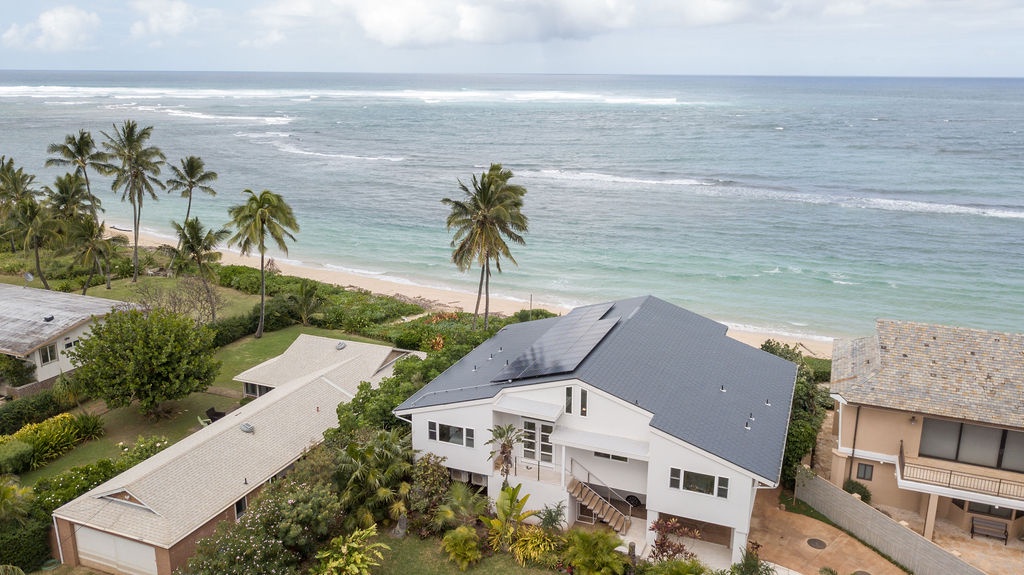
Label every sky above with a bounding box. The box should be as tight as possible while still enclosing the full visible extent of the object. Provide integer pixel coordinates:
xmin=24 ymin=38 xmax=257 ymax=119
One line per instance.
xmin=0 ymin=1 xmax=1022 ymax=77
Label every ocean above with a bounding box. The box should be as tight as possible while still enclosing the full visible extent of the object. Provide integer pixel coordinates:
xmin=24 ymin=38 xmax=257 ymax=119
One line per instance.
xmin=1 ymin=71 xmax=1021 ymax=341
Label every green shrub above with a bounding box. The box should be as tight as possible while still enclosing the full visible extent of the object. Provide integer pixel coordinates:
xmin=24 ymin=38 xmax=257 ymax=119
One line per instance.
xmin=209 ymin=314 xmax=256 ymax=347
xmin=0 ymin=440 xmax=33 ymax=474
xmin=441 ymin=526 xmax=482 ymax=571
xmin=217 ymin=265 xmax=262 ymax=294
xmin=0 ymin=512 xmax=51 ymax=572
xmin=0 ymin=356 xmax=35 ymax=389
xmin=11 ymin=413 xmax=81 ymax=469
xmin=0 ymin=390 xmax=64 ymax=435
xmin=72 ymin=413 xmax=105 ymax=441
xmin=510 ymin=524 xmax=563 ymax=568
xmin=842 ymin=479 xmax=872 ymax=504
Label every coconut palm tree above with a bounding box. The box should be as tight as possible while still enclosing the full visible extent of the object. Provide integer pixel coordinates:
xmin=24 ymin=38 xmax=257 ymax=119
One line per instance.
xmin=100 ymin=120 xmax=166 ymax=282
xmin=287 ymin=278 xmax=324 ymax=326
xmin=485 ymin=423 xmax=525 ymax=486
xmin=167 ymin=217 xmax=230 ymax=279
xmin=44 ymin=172 xmax=100 ymax=223
xmin=166 ymin=156 xmax=217 ymax=225
xmin=8 ymin=197 xmax=61 ymax=290
xmin=442 ymin=163 xmax=528 ymax=329
xmin=45 ymin=130 xmax=107 ymax=222
xmin=64 ymin=217 xmax=120 ymax=294
xmin=227 ymin=189 xmax=299 ymax=338
xmin=0 ymin=161 xmax=38 ymax=252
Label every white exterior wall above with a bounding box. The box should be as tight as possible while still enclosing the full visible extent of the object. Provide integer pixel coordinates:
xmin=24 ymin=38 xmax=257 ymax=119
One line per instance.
xmin=410 ymin=403 xmax=493 ymax=476
xmin=646 ymin=433 xmax=757 ymax=563
xmin=33 ymin=323 xmax=92 ymax=382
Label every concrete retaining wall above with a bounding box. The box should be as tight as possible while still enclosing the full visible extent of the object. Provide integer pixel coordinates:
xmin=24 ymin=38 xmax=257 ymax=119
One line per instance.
xmin=794 ymin=468 xmax=984 ymax=575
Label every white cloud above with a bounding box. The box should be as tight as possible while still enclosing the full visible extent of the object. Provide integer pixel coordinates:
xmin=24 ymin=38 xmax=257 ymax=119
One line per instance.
xmin=129 ymin=0 xmax=199 ymax=43
xmin=2 ymin=6 xmax=101 ymax=52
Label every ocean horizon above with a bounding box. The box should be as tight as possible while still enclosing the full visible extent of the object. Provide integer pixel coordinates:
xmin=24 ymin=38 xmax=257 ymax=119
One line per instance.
xmin=1 ymin=71 xmax=1021 ymax=341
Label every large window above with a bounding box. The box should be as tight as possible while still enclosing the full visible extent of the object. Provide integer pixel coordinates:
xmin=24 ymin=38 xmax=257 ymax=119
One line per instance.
xmin=920 ymin=418 xmax=1024 ymax=472
xmin=594 ymin=451 xmax=627 ymax=462
xmin=234 ymin=496 xmax=247 ymax=520
xmin=580 ymin=389 xmax=588 ymax=417
xmin=40 ymin=343 xmax=58 ymax=365
xmin=565 ymin=387 xmax=573 ymax=414
xmin=428 ymin=422 xmax=474 ymax=447
xmin=669 ymin=467 xmax=728 ymax=498
xmin=523 ymin=420 xmax=553 ymax=463
xmin=244 ymin=383 xmax=274 ymax=398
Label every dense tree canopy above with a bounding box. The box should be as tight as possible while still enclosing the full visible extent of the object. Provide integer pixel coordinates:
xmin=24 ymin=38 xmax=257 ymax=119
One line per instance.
xmin=67 ymin=308 xmax=219 ymax=416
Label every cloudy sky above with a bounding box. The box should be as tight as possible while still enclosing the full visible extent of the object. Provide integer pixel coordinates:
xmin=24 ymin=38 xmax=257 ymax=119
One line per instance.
xmin=1 ymin=1 xmax=1021 ymax=77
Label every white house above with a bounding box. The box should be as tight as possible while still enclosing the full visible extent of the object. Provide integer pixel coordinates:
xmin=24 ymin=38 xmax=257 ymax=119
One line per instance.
xmin=394 ymin=296 xmax=797 ymax=565
xmin=53 ymin=335 xmax=422 ymax=575
xmin=0 ymin=284 xmax=123 ymax=397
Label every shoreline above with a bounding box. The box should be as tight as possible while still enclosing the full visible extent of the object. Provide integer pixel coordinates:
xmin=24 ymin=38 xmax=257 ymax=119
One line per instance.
xmin=123 ymin=227 xmax=835 ymax=358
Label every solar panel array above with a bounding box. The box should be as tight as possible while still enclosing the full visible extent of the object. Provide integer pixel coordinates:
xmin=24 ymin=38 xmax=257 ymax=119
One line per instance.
xmin=492 ymin=302 xmax=618 ymax=382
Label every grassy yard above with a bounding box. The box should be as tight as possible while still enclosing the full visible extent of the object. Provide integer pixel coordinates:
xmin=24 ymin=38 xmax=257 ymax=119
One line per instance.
xmin=213 ymin=324 xmax=393 ymax=393
xmin=377 ymin=534 xmax=553 ymax=575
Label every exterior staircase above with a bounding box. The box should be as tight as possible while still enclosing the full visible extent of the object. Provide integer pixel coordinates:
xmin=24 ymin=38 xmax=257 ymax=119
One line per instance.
xmin=568 ymin=477 xmax=632 ymax=534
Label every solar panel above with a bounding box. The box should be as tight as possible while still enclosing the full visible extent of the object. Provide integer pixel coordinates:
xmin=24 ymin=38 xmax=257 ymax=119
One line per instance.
xmin=492 ymin=302 xmax=617 ymax=382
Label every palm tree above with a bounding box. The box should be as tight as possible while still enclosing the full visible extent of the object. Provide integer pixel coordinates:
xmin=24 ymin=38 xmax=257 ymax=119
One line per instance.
xmin=8 ymin=197 xmax=61 ymax=290
xmin=64 ymin=217 xmax=119 ymax=294
xmin=485 ymin=423 xmax=525 ymax=486
xmin=0 ymin=475 xmax=34 ymax=525
xmin=0 ymin=162 xmax=39 ymax=252
xmin=168 ymin=217 xmax=230 ymax=279
xmin=166 ymin=156 xmax=217 ymax=225
xmin=334 ymin=428 xmax=414 ymax=531
xmin=287 ymin=278 xmax=324 ymax=326
xmin=45 ymin=129 xmax=107 ymax=222
xmin=100 ymin=120 xmax=166 ymax=282
xmin=44 ymin=172 xmax=100 ymax=223
xmin=432 ymin=481 xmax=489 ymax=531
xmin=227 ymin=189 xmax=299 ymax=338
xmin=442 ymin=163 xmax=528 ymax=329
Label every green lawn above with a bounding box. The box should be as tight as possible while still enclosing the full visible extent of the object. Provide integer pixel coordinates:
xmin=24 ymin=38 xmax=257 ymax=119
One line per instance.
xmin=213 ymin=324 xmax=392 ymax=393
xmin=18 ymin=391 xmax=240 ymax=486
xmin=377 ymin=534 xmax=553 ymax=575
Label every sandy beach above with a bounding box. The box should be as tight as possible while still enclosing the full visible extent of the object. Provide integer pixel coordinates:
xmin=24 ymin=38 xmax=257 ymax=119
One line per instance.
xmin=125 ymin=228 xmax=834 ymax=358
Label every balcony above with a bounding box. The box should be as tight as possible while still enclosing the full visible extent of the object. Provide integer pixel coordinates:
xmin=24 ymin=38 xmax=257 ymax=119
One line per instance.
xmin=898 ymin=441 xmax=1024 ymax=503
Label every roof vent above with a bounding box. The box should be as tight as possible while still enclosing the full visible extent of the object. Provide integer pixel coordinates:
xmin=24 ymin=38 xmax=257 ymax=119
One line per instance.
xmin=336 ymin=342 xmax=347 ymax=350
xmin=43 ymin=315 xmax=54 ymax=322
xmin=240 ymin=422 xmax=255 ymax=434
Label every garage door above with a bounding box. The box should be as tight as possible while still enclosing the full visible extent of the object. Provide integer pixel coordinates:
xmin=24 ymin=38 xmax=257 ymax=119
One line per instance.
xmin=76 ymin=525 xmax=158 ymax=575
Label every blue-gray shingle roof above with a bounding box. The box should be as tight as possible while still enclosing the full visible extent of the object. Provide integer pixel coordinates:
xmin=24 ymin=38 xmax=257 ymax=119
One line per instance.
xmin=395 ymin=296 xmax=797 ymax=483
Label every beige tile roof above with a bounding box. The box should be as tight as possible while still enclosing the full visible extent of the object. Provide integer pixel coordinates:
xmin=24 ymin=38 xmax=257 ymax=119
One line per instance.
xmin=831 ymin=320 xmax=1024 ymax=428
xmin=0 ymin=284 xmax=123 ymax=356
xmin=54 ymin=335 xmax=421 ymax=548
xmin=233 ymin=334 xmax=408 ymax=388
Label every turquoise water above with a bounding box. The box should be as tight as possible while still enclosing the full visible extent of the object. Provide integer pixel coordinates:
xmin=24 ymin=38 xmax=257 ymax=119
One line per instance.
xmin=1 ymin=72 xmax=1021 ymax=339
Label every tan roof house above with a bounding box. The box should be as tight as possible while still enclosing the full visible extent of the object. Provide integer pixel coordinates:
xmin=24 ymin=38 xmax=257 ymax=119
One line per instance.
xmin=0 ymin=284 xmax=123 ymax=397
xmin=53 ymin=335 xmax=422 ymax=575
xmin=830 ymin=320 xmax=1024 ymax=543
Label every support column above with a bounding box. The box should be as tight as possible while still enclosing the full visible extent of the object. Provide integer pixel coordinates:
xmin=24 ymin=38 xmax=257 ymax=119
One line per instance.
xmin=923 ymin=492 xmax=939 ymax=540
xmin=645 ymin=511 xmax=660 ymax=552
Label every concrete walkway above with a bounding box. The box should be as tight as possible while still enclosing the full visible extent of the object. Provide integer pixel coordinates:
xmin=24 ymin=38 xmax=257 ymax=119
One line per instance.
xmin=750 ymin=488 xmax=906 ymax=575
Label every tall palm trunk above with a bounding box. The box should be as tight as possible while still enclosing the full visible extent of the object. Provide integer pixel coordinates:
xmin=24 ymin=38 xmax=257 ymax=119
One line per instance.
xmin=33 ymin=243 xmax=50 ymax=290
xmin=256 ymin=247 xmax=266 ymax=338
xmin=131 ymin=198 xmax=141 ymax=282
xmin=484 ymin=259 xmax=491 ymax=329
xmin=473 ymin=264 xmax=486 ymax=328
xmin=81 ymin=262 xmax=97 ymax=295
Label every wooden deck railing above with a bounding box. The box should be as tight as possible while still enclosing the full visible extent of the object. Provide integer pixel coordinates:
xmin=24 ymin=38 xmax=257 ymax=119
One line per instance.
xmin=898 ymin=440 xmax=1024 ymax=501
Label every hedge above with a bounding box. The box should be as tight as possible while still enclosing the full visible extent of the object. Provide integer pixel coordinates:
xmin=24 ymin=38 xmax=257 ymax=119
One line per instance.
xmin=0 ymin=439 xmax=33 ymax=474
xmin=0 ymin=390 xmax=65 ymax=435
xmin=0 ymin=412 xmax=95 ymax=473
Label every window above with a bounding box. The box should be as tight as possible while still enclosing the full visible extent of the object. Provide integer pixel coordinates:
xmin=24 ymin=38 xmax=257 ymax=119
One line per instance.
xmin=565 ymin=386 xmax=573 ymax=414
xmin=594 ymin=451 xmax=628 ymax=462
xmin=428 ymin=422 xmax=474 ymax=447
xmin=40 ymin=343 xmax=58 ymax=365
xmin=670 ymin=468 xmax=729 ymax=498
xmin=920 ymin=417 xmax=1023 ymax=472
xmin=234 ymin=496 xmax=247 ymax=520
xmin=683 ymin=471 xmax=716 ymax=495
xmin=580 ymin=389 xmax=588 ymax=417
xmin=523 ymin=420 xmax=553 ymax=463
xmin=967 ymin=501 xmax=1013 ymax=520
xmin=856 ymin=463 xmax=874 ymax=481
xmin=244 ymin=383 xmax=273 ymax=398
xmin=63 ymin=339 xmax=78 ymax=350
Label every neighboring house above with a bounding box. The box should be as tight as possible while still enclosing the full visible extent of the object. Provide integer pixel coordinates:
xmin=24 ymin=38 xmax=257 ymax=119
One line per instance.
xmin=53 ymin=335 xmax=422 ymax=575
xmin=830 ymin=320 xmax=1024 ymax=542
xmin=0 ymin=284 xmax=122 ymax=397
xmin=394 ymin=296 xmax=797 ymax=565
